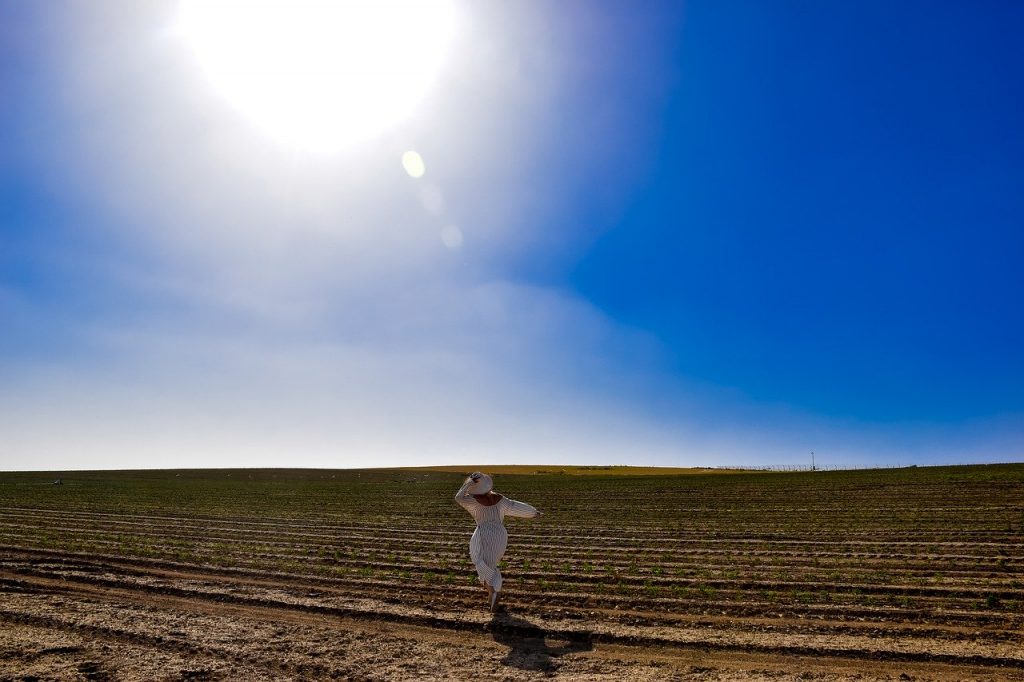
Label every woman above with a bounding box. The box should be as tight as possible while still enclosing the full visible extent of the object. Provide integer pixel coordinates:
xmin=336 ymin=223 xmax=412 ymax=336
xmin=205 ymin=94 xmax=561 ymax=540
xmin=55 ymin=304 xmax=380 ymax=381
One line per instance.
xmin=455 ymin=472 xmax=541 ymax=612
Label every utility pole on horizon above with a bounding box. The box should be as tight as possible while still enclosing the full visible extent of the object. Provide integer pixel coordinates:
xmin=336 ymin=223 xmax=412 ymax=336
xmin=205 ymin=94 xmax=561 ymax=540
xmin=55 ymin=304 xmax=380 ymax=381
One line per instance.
xmin=811 ymin=450 xmax=815 ymax=471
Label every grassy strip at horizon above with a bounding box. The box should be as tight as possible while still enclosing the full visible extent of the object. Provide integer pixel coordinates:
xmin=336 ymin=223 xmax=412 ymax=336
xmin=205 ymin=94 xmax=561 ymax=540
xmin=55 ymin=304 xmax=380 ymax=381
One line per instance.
xmin=1 ymin=463 xmax=761 ymax=477
xmin=1 ymin=463 xmax=1022 ymax=522
xmin=394 ymin=464 xmax=768 ymax=476
xmin=6 ymin=460 xmax=999 ymax=478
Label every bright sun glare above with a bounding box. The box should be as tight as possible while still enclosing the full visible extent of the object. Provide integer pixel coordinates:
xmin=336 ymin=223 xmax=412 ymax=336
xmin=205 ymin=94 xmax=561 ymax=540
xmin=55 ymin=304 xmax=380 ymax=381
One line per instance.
xmin=177 ymin=0 xmax=458 ymax=153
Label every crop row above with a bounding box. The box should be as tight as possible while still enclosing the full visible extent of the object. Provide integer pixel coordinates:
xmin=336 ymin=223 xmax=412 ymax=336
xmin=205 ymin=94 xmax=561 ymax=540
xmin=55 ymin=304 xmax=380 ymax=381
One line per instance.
xmin=3 ymin=467 xmax=1021 ymax=529
xmin=3 ymin=502 xmax=1020 ymax=545
xmin=2 ymin=509 xmax=1020 ymax=558
xmin=3 ymin=548 xmax=1021 ymax=638
xmin=3 ymin=527 xmax=1021 ymax=622
xmin=3 ymin=522 xmax=1021 ymax=590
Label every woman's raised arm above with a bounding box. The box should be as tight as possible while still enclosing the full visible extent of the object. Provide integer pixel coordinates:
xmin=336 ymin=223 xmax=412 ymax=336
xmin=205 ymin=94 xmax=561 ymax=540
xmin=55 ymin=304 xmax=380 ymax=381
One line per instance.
xmin=455 ymin=476 xmax=477 ymax=510
xmin=502 ymin=498 xmax=540 ymax=518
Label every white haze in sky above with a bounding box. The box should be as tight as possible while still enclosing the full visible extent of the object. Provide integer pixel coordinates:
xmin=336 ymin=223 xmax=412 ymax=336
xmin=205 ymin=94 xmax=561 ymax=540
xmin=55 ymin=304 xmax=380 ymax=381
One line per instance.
xmin=2 ymin=2 xmax=1019 ymax=471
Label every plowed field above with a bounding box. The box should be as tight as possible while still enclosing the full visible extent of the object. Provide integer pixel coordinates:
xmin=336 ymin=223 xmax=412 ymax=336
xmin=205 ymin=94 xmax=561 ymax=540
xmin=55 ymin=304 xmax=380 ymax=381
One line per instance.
xmin=1 ymin=464 xmax=1022 ymax=680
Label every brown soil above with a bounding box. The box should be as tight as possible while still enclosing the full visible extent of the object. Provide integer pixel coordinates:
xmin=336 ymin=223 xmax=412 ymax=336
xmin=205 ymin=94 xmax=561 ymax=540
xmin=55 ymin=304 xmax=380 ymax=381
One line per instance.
xmin=2 ymin=466 xmax=1022 ymax=681
xmin=1 ymin=547 xmax=1022 ymax=681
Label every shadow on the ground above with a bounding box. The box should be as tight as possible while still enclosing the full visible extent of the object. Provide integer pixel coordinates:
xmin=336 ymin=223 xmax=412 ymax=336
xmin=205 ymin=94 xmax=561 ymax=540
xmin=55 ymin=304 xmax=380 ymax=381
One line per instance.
xmin=488 ymin=609 xmax=593 ymax=673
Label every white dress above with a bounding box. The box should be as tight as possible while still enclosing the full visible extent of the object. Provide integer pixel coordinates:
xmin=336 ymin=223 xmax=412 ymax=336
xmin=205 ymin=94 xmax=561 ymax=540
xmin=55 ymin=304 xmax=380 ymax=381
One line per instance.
xmin=455 ymin=480 xmax=539 ymax=592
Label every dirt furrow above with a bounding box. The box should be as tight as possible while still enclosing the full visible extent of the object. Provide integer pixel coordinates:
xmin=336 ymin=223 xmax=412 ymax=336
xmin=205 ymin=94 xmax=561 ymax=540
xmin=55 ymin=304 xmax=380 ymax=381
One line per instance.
xmin=3 ymin=563 xmax=1023 ymax=671
xmin=6 ymin=521 xmax=1022 ymax=574
xmin=3 ymin=507 xmax=1022 ymax=551
xmin=5 ymin=544 xmax=1021 ymax=626
xmin=5 ymin=543 xmax=1021 ymax=613
xmin=4 ymin=557 xmax=1021 ymax=645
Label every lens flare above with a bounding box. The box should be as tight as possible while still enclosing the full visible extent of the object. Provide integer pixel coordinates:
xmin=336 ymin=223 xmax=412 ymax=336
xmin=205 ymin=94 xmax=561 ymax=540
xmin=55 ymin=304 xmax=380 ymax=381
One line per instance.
xmin=440 ymin=224 xmax=463 ymax=249
xmin=402 ymin=150 xmax=426 ymax=178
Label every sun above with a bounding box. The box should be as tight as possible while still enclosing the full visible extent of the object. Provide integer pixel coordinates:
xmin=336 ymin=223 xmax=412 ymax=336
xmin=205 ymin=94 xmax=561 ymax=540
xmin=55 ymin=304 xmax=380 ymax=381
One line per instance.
xmin=176 ymin=0 xmax=458 ymax=153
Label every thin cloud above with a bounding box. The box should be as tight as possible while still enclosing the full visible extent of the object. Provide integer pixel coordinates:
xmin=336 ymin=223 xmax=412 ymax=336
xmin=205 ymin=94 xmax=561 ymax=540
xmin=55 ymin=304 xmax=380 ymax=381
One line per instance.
xmin=3 ymin=3 xmax=1020 ymax=471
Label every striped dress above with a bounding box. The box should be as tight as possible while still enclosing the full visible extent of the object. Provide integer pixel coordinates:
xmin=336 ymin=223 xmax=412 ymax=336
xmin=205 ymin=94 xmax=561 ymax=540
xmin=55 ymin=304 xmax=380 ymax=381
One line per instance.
xmin=455 ymin=480 xmax=539 ymax=592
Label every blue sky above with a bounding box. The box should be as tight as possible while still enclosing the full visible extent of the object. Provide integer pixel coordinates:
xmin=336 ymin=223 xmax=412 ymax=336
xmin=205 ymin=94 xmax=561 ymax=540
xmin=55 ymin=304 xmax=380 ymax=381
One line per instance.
xmin=2 ymin=1 xmax=1022 ymax=470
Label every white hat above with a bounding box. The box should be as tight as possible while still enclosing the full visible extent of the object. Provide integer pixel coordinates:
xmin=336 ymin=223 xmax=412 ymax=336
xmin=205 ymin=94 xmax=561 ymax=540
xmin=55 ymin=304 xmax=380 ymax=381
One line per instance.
xmin=467 ymin=472 xmax=493 ymax=495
